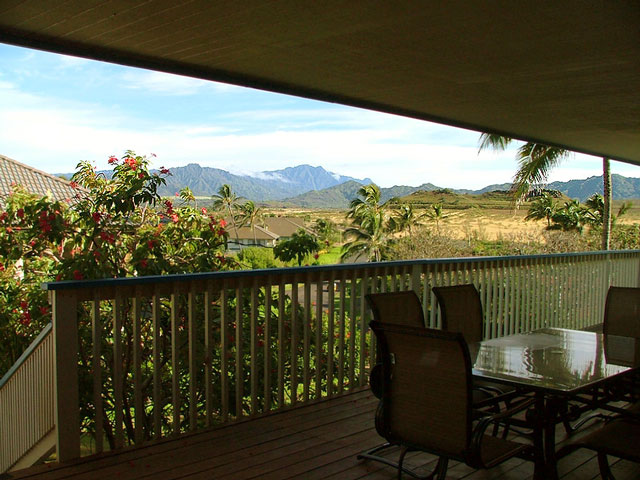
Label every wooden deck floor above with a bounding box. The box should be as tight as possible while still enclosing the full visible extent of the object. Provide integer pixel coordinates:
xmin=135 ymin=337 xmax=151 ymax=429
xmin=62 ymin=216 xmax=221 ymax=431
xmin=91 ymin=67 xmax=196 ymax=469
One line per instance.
xmin=5 ymin=389 xmax=640 ymax=480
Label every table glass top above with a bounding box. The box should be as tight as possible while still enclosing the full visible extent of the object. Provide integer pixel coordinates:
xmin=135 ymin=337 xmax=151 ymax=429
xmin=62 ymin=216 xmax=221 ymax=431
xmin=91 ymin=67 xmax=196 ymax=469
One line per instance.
xmin=471 ymin=328 xmax=640 ymax=393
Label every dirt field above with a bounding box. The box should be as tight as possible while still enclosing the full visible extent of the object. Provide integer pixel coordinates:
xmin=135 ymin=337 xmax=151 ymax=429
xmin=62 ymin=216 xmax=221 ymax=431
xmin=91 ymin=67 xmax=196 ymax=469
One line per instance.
xmin=267 ymin=200 xmax=640 ymax=242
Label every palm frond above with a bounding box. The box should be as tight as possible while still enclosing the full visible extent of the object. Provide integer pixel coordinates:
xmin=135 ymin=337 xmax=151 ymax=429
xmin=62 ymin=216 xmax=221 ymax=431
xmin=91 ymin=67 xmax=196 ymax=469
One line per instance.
xmin=478 ymin=133 xmax=513 ymax=153
xmin=511 ymin=143 xmax=571 ymax=202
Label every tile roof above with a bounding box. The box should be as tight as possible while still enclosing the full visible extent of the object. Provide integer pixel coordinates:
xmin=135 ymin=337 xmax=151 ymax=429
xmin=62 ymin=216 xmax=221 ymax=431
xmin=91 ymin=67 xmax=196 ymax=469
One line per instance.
xmin=0 ymin=154 xmax=80 ymax=203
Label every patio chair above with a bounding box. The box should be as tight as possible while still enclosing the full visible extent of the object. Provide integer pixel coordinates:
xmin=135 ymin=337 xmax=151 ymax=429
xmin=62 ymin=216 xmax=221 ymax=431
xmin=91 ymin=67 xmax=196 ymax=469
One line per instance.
xmin=602 ymin=286 xmax=640 ymax=402
xmin=557 ymin=403 xmax=640 ymax=480
xmin=370 ymin=321 xmax=536 ymax=479
xmin=358 ymin=291 xmax=426 ymax=477
xmin=432 ymin=285 xmax=520 ymax=401
xmin=604 ymin=286 xmax=640 ymax=338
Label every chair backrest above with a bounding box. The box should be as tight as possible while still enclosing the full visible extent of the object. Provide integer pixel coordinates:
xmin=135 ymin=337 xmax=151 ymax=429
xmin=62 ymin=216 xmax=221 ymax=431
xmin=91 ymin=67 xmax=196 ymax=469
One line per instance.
xmin=365 ymin=291 xmax=425 ymax=327
xmin=432 ymin=284 xmax=484 ymax=343
xmin=370 ymin=321 xmax=472 ymax=457
xmin=604 ymin=286 xmax=640 ymax=338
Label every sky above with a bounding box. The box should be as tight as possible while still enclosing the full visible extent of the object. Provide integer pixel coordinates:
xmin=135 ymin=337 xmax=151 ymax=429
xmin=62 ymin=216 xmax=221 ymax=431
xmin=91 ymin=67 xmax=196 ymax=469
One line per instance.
xmin=1 ymin=43 xmax=639 ymax=190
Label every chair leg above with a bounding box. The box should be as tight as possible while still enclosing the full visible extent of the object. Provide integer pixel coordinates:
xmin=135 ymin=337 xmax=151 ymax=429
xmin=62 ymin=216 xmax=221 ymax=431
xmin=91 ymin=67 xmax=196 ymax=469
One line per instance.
xmin=359 ymin=443 xmax=436 ymax=479
xmin=435 ymin=457 xmax=449 ymax=480
xmin=597 ymin=452 xmax=616 ymax=480
xmin=398 ymin=447 xmax=409 ymax=480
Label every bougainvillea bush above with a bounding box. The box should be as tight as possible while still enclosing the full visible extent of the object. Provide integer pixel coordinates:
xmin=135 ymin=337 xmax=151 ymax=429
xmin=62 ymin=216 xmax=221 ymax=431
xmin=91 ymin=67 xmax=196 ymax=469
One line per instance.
xmin=0 ymin=151 xmax=230 ymax=375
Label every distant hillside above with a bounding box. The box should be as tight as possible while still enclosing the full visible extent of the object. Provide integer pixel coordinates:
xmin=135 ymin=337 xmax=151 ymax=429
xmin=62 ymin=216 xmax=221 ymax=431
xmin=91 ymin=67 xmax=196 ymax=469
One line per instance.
xmin=283 ymin=181 xmax=443 ymax=208
xmin=57 ymin=164 xmax=372 ymax=201
xmin=547 ymin=174 xmax=640 ymax=201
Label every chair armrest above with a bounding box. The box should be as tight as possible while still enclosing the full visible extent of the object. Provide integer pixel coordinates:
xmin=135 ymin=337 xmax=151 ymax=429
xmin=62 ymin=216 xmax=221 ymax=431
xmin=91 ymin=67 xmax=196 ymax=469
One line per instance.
xmin=469 ymin=397 xmax=536 ymax=466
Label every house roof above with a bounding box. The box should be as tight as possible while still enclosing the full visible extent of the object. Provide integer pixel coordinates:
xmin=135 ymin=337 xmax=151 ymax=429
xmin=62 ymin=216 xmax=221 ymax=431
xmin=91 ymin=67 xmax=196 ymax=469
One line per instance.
xmin=262 ymin=217 xmax=310 ymax=237
xmin=0 ymin=2 xmax=638 ymax=165
xmin=0 ymin=154 xmax=79 ymax=202
xmin=226 ymin=224 xmax=279 ymax=242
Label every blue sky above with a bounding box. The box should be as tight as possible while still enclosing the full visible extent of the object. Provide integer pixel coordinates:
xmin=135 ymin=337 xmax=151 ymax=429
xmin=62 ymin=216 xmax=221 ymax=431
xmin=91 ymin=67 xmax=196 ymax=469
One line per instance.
xmin=1 ymin=43 xmax=638 ymax=189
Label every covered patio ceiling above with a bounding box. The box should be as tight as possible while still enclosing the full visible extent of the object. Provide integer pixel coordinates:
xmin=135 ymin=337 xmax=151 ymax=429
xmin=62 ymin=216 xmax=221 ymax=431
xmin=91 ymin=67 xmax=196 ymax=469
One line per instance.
xmin=0 ymin=1 xmax=638 ymax=165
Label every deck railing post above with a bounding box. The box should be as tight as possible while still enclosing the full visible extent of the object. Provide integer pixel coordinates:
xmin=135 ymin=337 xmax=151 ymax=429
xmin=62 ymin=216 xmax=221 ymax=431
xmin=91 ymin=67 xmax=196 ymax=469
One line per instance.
xmin=52 ymin=290 xmax=80 ymax=462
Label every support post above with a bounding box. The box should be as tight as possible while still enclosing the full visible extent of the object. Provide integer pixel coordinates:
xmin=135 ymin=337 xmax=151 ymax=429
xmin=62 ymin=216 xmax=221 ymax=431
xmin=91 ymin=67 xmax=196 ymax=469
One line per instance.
xmin=52 ymin=290 xmax=80 ymax=462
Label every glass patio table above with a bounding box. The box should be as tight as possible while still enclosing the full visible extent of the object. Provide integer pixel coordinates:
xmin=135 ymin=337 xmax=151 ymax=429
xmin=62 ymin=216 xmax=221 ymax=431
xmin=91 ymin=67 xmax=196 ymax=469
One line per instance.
xmin=470 ymin=328 xmax=640 ymax=480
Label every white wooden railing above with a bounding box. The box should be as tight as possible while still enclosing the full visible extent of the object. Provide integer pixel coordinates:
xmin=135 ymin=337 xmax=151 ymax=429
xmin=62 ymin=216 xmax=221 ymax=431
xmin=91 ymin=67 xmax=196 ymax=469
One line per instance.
xmin=0 ymin=323 xmax=55 ymax=472
xmin=7 ymin=250 xmax=640 ymax=466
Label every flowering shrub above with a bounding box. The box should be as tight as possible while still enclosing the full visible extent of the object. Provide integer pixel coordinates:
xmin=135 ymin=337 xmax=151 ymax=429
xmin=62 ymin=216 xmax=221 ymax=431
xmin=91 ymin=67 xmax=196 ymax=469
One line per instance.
xmin=0 ymin=151 xmax=230 ymax=374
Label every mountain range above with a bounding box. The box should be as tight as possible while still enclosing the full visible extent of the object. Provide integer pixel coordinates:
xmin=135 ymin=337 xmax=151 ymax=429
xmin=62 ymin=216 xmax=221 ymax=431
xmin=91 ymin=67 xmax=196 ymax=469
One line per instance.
xmin=58 ymin=163 xmax=640 ymax=208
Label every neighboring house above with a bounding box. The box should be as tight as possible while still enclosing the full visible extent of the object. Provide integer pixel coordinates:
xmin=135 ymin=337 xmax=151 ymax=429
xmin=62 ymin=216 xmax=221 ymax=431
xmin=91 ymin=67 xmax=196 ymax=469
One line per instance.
xmin=226 ymin=224 xmax=279 ymax=252
xmin=226 ymin=216 xmax=313 ymax=252
xmin=0 ymin=154 xmax=80 ymax=204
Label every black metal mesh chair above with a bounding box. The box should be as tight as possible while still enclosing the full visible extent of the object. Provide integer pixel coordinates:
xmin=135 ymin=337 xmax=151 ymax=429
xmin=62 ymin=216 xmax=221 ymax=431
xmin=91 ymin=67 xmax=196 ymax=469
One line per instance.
xmin=558 ymin=403 xmax=640 ymax=480
xmin=371 ymin=321 xmax=536 ymax=479
xmin=358 ymin=291 xmax=426 ymax=477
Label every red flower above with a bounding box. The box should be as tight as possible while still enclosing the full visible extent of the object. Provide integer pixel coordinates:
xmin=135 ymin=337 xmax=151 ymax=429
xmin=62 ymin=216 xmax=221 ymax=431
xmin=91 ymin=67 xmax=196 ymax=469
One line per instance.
xmin=0 ymin=211 xmax=7 ymax=221
xmin=164 ymin=200 xmax=174 ymax=214
xmin=92 ymin=212 xmax=101 ymax=223
xmin=175 ymin=192 xmax=179 ymax=197
xmin=6 ymin=226 xmax=13 ymax=234
xmin=219 ymin=219 xmax=227 ymax=227
xmin=108 ymin=156 xmax=118 ymax=164
xmin=16 ymin=208 xmax=24 ymax=218
xmin=20 ymin=300 xmax=28 ymax=310
xmin=160 ymin=167 xmax=170 ymax=175
xmin=0 ymin=265 xmax=4 ymax=271
xmin=170 ymin=214 xmax=179 ymax=223
xmin=138 ymin=172 xmax=144 ymax=179
xmin=29 ymin=240 xmax=37 ymax=247
xmin=147 ymin=240 xmax=155 ymax=249
xmin=314 ymin=253 xmax=319 ymax=260
xmin=201 ymin=207 xmax=207 ymax=215
xmin=70 ymin=181 xmax=79 ymax=189
xmin=73 ymin=270 xmax=83 ymax=280
xmin=124 ymin=157 xmax=137 ymax=170
xmin=39 ymin=306 xmax=49 ymax=315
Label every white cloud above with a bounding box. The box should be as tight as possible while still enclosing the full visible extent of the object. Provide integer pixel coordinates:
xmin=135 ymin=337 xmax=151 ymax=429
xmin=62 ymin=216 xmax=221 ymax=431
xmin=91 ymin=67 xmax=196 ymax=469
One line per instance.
xmin=120 ymin=70 xmax=242 ymax=95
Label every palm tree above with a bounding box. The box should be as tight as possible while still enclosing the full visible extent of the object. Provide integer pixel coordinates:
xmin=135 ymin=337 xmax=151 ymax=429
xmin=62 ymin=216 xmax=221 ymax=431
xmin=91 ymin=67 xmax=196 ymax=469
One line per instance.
xmin=388 ymin=203 xmax=425 ymax=238
xmin=212 ymin=184 xmax=240 ymax=241
xmin=424 ymin=203 xmax=448 ymax=233
xmin=238 ymin=200 xmax=263 ymax=244
xmin=341 ymin=184 xmax=390 ymax=262
xmin=524 ymin=193 xmax=559 ymax=227
xmin=479 ymin=133 xmax=613 ymax=249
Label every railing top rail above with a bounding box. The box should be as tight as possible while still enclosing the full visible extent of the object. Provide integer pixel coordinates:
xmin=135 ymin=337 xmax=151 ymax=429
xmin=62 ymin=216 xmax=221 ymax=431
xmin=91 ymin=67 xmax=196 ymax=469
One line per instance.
xmin=0 ymin=322 xmax=52 ymax=388
xmin=41 ymin=249 xmax=640 ymax=292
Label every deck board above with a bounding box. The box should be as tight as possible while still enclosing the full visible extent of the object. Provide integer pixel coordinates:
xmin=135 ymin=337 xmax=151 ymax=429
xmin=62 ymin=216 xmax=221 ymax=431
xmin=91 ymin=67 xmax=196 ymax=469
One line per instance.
xmin=5 ymin=388 xmax=639 ymax=480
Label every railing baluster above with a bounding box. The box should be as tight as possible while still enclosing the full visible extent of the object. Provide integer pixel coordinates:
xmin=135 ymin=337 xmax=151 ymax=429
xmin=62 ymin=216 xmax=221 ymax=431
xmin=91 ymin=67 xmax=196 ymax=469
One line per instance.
xmin=291 ymin=278 xmax=299 ymax=404
xmin=303 ymin=280 xmax=311 ymax=402
xmin=250 ymin=279 xmax=258 ymax=415
xmin=264 ymin=279 xmax=272 ymax=410
xmin=152 ymin=295 xmax=161 ymax=439
xmin=170 ymin=293 xmax=180 ymax=434
xmin=188 ymin=292 xmax=197 ymax=430
xmin=315 ymin=275 xmax=323 ymax=399
xmin=327 ymin=272 xmax=335 ymax=397
xmin=359 ymin=273 xmax=368 ymax=387
xmin=220 ymin=284 xmax=229 ymax=422
xmin=91 ymin=298 xmax=103 ymax=453
xmin=133 ymin=296 xmax=143 ymax=442
xmin=338 ymin=272 xmax=346 ymax=393
xmin=348 ymin=270 xmax=356 ymax=390
xmin=277 ymin=280 xmax=285 ymax=408
xmin=204 ymin=283 xmax=213 ymax=427
xmin=235 ymin=284 xmax=243 ymax=418
xmin=113 ymin=296 xmax=124 ymax=447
